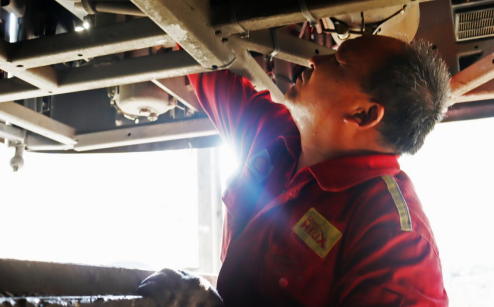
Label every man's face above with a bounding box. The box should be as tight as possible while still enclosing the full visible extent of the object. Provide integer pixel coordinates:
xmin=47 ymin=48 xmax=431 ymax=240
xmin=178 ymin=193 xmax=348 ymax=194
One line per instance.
xmin=284 ymin=35 xmax=406 ymax=150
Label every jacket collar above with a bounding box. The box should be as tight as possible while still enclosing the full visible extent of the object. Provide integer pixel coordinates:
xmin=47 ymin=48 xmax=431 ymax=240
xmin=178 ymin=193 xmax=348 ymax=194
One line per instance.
xmin=279 ymin=135 xmax=401 ymax=192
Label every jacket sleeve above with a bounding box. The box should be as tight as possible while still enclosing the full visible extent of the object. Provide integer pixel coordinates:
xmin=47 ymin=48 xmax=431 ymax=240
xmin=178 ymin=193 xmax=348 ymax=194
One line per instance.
xmin=188 ymin=71 xmax=293 ymax=164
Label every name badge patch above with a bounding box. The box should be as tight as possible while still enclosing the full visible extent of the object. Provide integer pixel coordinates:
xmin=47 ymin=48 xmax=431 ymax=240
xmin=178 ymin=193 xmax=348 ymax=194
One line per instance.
xmin=293 ymin=208 xmax=342 ymax=258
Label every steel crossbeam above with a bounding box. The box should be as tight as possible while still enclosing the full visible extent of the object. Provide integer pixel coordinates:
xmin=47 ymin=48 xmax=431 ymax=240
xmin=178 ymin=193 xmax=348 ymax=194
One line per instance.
xmin=0 ymin=0 xmax=430 ymax=104
xmin=130 ymin=0 xmax=284 ymax=102
xmin=10 ymin=18 xmax=175 ymax=69
xmin=451 ymin=45 xmax=494 ymax=102
xmin=0 ymin=51 xmax=206 ymax=102
xmin=0 ymin=102 xmax=77 ymax=145
xmin=6 ymin=0 xmax=486 ymax=152
xmin=212 ymin=0 xmax=431 ymax=36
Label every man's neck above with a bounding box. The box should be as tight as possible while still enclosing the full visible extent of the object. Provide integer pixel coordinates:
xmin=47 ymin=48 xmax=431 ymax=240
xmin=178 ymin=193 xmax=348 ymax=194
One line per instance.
xmin=295 ymin=139 xmax=390 ymax=174
xmin=296 ymin=145 xmax=340 ymax=173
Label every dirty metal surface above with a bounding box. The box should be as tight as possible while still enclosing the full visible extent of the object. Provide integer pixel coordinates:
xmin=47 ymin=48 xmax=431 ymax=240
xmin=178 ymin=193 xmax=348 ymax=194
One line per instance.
xmin=131 ymin=0 xmax=235 ymax=70
xmin=0 ymin=259 xmax=218 ymax=307
xmin=0 ymin=259 xmax=150 ymax=297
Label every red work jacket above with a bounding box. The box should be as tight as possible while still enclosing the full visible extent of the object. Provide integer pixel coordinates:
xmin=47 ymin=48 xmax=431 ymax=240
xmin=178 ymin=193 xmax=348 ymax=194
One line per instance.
xmin=189 ymin=70 xmax=448 ymax=307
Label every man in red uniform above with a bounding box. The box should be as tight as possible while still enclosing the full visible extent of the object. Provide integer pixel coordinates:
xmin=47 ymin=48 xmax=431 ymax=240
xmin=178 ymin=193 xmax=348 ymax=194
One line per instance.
xmin=140 ymin=35 xmax=450 ymax=306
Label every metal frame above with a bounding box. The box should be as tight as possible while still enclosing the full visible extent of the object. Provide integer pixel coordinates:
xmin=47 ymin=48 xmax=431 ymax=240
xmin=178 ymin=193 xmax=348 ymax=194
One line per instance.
xmin=74 ymin=118 xmax=217 ymax=151
xmin=450 ymin=45 xmax=494 ymax=102
xmin=0 ymin=258 xmax=217 ymax=301
xmin=2 ymin=0 xmax=488 ymax=153
xmin=0 ymin=0 xmax=426 ymax=98
xmin=0 ymin=101 xmax=76 ymax=145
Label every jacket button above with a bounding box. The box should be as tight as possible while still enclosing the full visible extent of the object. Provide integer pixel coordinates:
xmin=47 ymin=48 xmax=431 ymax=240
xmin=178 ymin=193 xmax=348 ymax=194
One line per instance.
xmin=279 ymin=277 xmax=288 ymax=288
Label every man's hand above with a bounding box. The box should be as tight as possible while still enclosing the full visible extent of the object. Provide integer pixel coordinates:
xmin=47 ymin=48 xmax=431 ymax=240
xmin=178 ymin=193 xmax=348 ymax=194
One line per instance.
xmin=137 ymin=268 xmax=224 ymax=307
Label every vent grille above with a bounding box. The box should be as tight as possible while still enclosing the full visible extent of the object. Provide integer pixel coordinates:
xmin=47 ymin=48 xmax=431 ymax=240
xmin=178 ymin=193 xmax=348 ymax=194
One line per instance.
xmin=455 ymin=7 xmax=494 ymax=41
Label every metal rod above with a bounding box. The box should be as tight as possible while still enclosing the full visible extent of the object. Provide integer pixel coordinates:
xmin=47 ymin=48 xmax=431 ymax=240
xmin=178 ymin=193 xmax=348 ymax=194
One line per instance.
xmin=443 ymin=99 xmax=494 ymax=122
xmin=58 ymin=51 xmax=205 ymax=92
xmin=94 ymin=1 xmax=146 ymax=16
xmin=2 ymin=66 xmax=59 ymax=90
xmin=152 ymin=77 xmax=202 ymax=112
xmin=10 ymin=18 xmax=174 ymax=69
xmin=74 ymin=118 xmax=218 ymax=151
xmin=0 ymin=121 xmax=25 ymax=142
xmin=0 ymin=51 xmax=207 ymax=102
xmin=227 ymin=44 xmax=285 ymax=103
xmin=230 ymin=29 xmax=335 ymax=67
xmin=0 ymin=102 xmax=77 ymax=145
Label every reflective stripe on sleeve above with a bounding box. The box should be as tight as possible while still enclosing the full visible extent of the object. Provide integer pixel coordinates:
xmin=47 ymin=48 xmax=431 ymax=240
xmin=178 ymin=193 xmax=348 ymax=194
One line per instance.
xmin=382 ymin=175 xmax=413 ymax=232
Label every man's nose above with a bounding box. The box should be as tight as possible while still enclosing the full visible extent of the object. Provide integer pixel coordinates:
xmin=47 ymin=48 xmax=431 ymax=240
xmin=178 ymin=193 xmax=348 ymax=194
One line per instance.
xmin=308 ymin=55 xmax=328 ymax=68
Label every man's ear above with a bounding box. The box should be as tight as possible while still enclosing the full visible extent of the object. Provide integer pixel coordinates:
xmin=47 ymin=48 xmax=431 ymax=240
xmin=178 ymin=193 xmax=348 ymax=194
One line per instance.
xmin=344 ymin=103 xmax=384 ymax=129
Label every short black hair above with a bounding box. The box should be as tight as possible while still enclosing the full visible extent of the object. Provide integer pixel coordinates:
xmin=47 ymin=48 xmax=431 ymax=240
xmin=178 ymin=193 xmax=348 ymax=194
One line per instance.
xmin=361 ymin=40 xmax=451 ymax=155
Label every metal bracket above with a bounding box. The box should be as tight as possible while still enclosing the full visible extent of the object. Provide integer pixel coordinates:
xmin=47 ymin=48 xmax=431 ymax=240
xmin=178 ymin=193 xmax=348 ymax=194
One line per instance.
xmin=229 ymin=1 xmax=249 ymax=38
xmin=265 ymin=28 xmax=280 ymax=62
xmin=298 ymin=0 xmax=317 ymax=27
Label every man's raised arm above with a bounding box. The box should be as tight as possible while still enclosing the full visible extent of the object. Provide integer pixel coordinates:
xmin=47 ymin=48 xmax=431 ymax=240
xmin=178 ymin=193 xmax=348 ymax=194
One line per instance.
xmin=188 ymin=71 xmax=295 ymax=164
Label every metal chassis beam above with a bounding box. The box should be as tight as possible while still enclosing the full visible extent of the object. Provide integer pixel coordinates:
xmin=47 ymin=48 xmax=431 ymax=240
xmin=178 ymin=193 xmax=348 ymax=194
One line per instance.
xmin=10 ymin=18 xmax=175 ymax=69
xmin=0 ymin=121 xmax=25 ymax=142
xmin=74 ymin=118 xmax=218 ymax=151
xmin=450 ymin=46 xmax=494 ymax=101
xmin=0 ymin=102 xmax=77 ymax=145
xmin=131 ymin=0 xmax=284 ymax=103
xmin=152 ymin=77 xmax=202 ymax=112
xmin=0 ymin=1 xmax=418 ymax=104
xmin=0 ymin=18 xmax=176 ymax=92
xmin=451 ymin=79 xmax=494 ymax=104
xmin=131 ymin=0 xmax=235 ymax=70
xmin=0 ymin=51 xmax=207 ymax=103
xmin=0 ymin=121 xmax=71 ymax=150
xmin=231 ymin=29 xmax=335 ymax=67
xmin=212 ymin=0 xmax=431 ymax=36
